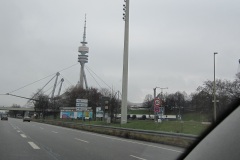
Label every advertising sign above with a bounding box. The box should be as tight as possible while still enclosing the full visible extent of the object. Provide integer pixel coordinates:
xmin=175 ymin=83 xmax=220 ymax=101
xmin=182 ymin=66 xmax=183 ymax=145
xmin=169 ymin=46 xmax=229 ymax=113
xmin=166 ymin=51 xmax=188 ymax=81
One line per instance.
xmin=96 ymin=107 xmax=103 ymax=118
xmin=61 ymin=111 xmax=74 ymax=119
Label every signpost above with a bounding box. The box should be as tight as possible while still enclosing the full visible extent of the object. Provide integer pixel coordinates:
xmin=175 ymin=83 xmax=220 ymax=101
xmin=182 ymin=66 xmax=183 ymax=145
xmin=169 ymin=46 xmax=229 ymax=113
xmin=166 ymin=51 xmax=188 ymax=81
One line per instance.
xmin=154 ymin=98 xmax=164 ymax=122
xmin=76 ymin=99 xmax=88 ymax=107
xmin=76 ymin=103 xmax=88 ymax=107
xmin=76 ymin=99 xmax=88 ymax=122
xmin=154 ymin=98 xmax=161 ymax=113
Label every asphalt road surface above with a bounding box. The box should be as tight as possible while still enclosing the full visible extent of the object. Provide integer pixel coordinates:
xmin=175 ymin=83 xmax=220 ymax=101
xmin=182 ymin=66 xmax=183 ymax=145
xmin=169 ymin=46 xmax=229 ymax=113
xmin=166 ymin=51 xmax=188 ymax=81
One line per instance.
xmin=0 ymin=118 xmax=185 ymax=160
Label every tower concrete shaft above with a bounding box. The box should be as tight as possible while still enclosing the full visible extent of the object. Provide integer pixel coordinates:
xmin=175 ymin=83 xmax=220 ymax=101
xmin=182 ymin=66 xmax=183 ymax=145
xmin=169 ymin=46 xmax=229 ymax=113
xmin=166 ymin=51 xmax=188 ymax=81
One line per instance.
xmin=78 ymin=14 xmax=89 ymax=89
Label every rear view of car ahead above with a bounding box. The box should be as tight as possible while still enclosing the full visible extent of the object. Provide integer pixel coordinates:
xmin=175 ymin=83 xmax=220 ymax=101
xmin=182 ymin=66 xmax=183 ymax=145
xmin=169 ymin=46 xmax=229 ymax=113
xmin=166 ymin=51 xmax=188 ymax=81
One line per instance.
xmin=23 ymin=116 xmax=31 ymax=122
xmin=1 ymin=114 xmax=8 ymax=120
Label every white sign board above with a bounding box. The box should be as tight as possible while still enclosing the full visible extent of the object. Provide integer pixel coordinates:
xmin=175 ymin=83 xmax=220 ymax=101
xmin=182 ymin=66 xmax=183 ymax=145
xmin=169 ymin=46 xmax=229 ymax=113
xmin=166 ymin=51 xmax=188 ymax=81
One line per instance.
xmin=76 ymin=103 xmax=88 ymax=107
xmin=76 ymin=107 xmax=87 ymax=111
xmin=96 ymin=107 xmax=103 ymax=118
xmin=76 ymin=99 xmax=88 ymax=103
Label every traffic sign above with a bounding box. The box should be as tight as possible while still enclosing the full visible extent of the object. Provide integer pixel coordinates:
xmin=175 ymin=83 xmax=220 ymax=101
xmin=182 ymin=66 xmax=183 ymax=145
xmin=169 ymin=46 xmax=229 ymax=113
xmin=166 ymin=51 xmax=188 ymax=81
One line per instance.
xmin=159 ymin=107 xmax=164 ymax=113
xmin=154 ymin=106 xmax=160 ymax=113
xmin=76 ymin=99 xmax=88 ymax=103
xmin=76 ymin=99 xmax=88 ymax=107
xmin=76 ymin=103 xmax=88 ymax=107
xmin=154 ymin=98 xmax=161 ymax=107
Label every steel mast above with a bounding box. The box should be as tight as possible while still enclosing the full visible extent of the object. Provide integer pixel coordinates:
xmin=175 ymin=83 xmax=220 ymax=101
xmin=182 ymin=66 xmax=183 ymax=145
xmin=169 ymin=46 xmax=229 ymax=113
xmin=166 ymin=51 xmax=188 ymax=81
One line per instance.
xmin=57 ymin=78 xmax=64 ymax=96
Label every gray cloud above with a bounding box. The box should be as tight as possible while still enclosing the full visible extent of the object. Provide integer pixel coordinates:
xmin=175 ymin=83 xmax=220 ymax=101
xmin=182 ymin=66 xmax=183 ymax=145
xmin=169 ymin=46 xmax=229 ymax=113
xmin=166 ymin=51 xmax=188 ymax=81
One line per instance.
xmin=0 ymin=0 xmax=239 ymax=106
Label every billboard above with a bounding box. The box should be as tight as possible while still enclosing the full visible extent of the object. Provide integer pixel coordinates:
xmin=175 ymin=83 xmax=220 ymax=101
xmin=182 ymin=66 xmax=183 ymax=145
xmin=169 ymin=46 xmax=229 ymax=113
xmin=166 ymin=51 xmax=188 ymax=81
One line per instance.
xmin=60 ymin=111 xmax=93 ymax=119
xmin=61 ymin=111 xmax=74 ymax=119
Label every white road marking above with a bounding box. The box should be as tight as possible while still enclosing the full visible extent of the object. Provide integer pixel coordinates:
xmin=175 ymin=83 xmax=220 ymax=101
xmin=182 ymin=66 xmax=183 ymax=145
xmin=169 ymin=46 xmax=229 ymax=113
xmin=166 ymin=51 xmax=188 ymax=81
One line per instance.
xmin=40 ymin=127 xmax=44 ymax=130
xmin=20 ymin=134 xmax=27 ymax=138
xmin=75 ymin=138 xmax=89 ymax=143
xmin=130 ymin=155 xmax=147 ymax=160
xmin=78 ymin=131 xmax=183 ymax=153
xmin=28 ymin=142 xmax=40 ymax=149
xmin=17 ymin=130 xmax=20 ymax=133
xmin=39 ymin=122 xmax=183 ymax=153
xmin=52 ymin=131 xmax=58 ymax=133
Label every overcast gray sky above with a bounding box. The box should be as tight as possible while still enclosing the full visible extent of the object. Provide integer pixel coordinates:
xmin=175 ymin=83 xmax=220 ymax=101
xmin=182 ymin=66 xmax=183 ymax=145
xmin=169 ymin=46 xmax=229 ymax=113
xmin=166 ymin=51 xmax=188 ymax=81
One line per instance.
xmin=0 ymin=0 xmax=239 ymax=107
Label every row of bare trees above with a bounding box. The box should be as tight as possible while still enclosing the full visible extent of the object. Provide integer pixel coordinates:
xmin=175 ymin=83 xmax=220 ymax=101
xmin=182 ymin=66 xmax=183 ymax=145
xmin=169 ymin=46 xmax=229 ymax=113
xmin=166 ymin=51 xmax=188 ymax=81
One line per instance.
xmin=32 ymin=86 xmax=121 ymax=121
xmin=143 ymin=74 xmax=240 ymax=119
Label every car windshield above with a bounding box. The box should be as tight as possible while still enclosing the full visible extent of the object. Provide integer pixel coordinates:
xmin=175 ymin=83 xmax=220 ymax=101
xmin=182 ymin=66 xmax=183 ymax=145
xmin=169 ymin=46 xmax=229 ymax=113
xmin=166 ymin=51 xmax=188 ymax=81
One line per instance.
xmin=0 ymin=0 xmax=239 ymax=160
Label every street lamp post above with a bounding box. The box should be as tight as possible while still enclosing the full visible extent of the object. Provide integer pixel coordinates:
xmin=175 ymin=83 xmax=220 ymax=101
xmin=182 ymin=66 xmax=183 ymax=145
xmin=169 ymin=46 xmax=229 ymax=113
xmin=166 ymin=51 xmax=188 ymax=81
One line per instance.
xmin=153 ymin=87 xmax=159 ymax=98
xmin=121 ymin=0 xmax=130 ymax=124
xmin=213 ymin=52 xmax=218 ymax=122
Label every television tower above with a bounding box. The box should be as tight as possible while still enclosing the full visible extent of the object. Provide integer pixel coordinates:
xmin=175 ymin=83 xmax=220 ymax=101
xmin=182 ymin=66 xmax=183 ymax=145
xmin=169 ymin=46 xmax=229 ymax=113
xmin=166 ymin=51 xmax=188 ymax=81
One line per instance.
xmin=78 ymin=14 xmax=89 ymax=89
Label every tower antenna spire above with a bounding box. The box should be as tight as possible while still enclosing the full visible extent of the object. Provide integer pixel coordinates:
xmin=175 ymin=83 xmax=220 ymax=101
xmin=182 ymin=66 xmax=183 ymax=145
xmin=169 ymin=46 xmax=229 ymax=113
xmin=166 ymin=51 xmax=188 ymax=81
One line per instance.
xmin=82 ymin=14 xmax=87 ymax=44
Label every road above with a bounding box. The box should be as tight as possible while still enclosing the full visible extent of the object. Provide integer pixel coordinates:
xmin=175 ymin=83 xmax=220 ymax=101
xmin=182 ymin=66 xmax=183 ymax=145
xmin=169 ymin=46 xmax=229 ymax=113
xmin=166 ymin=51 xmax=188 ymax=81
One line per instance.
xmin=0 ymin=118 xmax=185 ymax=160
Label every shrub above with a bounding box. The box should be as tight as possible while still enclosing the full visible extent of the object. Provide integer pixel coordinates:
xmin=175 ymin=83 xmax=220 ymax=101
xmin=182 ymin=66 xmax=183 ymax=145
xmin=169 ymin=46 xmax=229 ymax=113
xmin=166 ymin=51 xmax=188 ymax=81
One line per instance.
xmin=142 ymin=115 xmax=146 ymax=120
xmin=132 ymin=115 xmax=136 ymax=120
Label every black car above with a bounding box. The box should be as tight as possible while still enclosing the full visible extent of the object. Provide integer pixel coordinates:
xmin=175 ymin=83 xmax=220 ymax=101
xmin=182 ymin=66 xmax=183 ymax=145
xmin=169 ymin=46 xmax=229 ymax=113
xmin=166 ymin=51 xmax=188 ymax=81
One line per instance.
xmin=1 ymin=114 xmax=8 ymax=120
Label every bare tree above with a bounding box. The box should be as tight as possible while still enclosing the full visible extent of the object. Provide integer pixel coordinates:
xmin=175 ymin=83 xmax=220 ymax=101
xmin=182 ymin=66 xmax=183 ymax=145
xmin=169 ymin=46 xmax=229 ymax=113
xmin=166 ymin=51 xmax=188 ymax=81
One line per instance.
xmin=143 ymin=94 xmax=153 ymax=116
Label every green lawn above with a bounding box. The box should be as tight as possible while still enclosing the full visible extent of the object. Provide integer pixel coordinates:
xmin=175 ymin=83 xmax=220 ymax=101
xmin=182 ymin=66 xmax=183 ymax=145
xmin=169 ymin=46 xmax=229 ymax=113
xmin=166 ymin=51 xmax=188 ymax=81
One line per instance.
xmin=182 ymin=112 xmax=211 ymax=122
xmin=108 ymin=120 xmax=208 ymax=135
xmin=42 ymin=117 xmax=209 ymax=135
xmin=42 ymin=111 xmax=211 ymax=135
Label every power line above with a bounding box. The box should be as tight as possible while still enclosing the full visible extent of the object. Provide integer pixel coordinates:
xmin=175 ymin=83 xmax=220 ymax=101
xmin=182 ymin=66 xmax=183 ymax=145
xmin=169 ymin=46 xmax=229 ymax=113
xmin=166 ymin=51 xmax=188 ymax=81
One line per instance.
xmin=6 ymin=93 xmax=38 ymax=101
xmin=60 ymin=73 xmax=73 ymax=86
xmin=85 ymin=65 xmax=112 ymax=90
xmin=43 ymin=85 xmax=54 ymax=95
xmin=7 ymin=73 xmax=56 ymax=94
xmin=32 ymin=75 xmax=56 ymax=98
xmin=58 ymin=63 xmax=78 ymax=73
xmin=85 ymin=67 xmax=102 ymax=88
xmin=6 ymin=63 xmax=78 ymax=94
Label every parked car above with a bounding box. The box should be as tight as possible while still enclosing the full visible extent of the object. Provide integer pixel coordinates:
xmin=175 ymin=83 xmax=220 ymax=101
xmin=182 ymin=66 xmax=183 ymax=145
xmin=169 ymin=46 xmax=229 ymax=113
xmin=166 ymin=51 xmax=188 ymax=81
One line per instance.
xmin=1 ymin=114 xmax=8 ymax=120
xmin=23 ymin=116 xmax=31 ymax=122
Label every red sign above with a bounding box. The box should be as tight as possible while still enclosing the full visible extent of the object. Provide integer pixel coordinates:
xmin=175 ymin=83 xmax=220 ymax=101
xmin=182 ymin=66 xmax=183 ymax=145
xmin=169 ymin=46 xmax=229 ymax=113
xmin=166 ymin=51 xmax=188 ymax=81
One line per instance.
xmin=154 ymin=106 xmax=160 ymax=113
xmin=154 ymin=98 xmax=161 ymax=107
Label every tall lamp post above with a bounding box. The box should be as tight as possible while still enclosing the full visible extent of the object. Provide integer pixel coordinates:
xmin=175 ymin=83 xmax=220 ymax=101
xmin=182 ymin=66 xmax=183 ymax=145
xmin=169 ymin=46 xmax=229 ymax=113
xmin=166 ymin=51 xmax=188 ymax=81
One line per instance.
xmin=153 ymin=87 xmax=159 ymax=121
xmin=213 ymin=52 xmax=218 ymax=122
xmin=121 ymin=0 xmax=130 ymax=124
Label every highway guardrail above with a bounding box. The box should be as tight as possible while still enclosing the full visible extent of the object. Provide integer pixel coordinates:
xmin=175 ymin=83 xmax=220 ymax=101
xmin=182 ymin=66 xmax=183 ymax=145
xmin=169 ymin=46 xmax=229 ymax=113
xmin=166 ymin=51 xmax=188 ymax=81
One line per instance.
xmin=33 ymin=119 xmax=198 ymax=148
